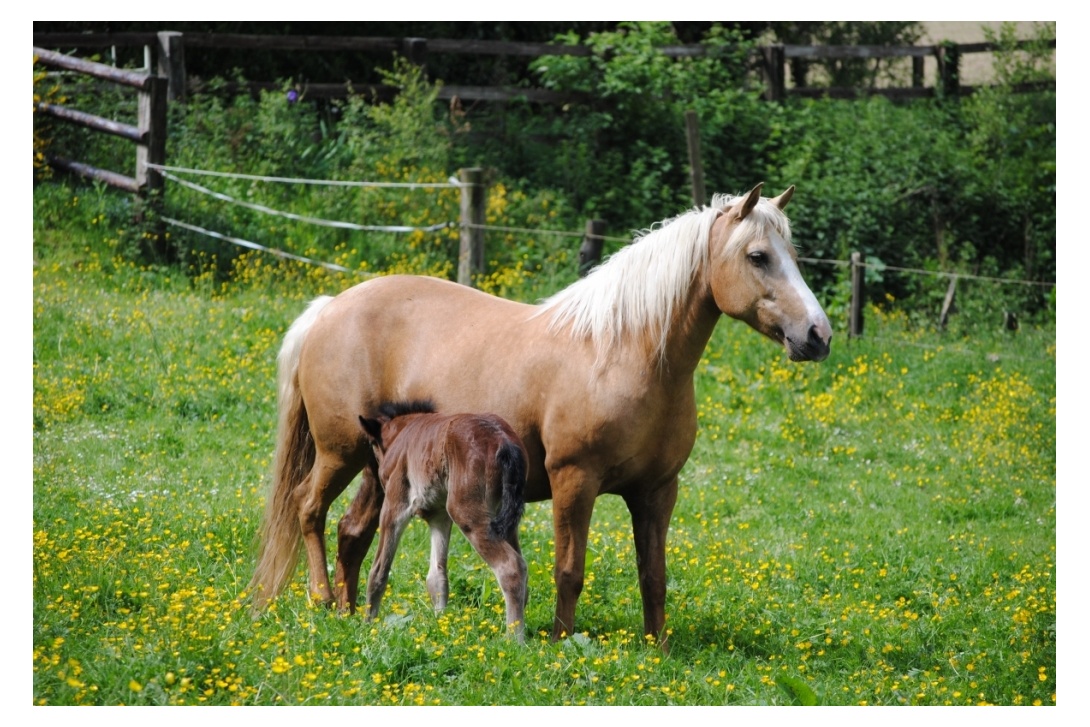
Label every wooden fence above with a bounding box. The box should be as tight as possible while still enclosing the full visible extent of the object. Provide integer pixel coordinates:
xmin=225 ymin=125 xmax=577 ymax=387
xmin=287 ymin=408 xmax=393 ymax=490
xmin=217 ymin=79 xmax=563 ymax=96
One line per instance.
xmin=34 ymin=46 xmax=166 ymax=196
xmin=33 ymin=30 xmax=1055 ymax=105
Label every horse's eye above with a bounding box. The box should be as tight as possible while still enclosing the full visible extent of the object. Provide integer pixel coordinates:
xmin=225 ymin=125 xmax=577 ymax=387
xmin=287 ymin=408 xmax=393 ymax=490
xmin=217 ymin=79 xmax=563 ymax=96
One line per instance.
xmin=748 ymin=251 xmax=769 ymax=268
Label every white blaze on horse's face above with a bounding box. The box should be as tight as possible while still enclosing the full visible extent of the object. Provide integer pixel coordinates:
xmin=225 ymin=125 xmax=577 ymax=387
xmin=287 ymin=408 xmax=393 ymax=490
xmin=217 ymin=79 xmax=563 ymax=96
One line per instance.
xmin=709 ymin=185 xmax=832 ymax=362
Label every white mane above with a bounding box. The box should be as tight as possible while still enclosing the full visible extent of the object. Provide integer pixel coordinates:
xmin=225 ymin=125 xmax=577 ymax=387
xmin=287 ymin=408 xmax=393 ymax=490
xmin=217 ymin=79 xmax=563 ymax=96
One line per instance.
xmin=537 ymin=192 xmax=793 ymax=364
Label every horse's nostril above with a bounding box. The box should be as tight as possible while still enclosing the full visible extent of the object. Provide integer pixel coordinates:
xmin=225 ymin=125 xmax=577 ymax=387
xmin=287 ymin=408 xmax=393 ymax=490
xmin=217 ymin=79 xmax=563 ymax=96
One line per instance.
xmin=807 ymin=324 xmax=831 ymax=359
xmin=808 ymin=324 xmax=830 ymax=346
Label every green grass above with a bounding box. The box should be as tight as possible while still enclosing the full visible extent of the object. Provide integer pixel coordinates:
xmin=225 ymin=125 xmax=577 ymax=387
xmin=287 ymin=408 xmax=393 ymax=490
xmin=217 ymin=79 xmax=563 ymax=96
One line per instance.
xmin=32 ymin=189 xmax=1056 ymax=706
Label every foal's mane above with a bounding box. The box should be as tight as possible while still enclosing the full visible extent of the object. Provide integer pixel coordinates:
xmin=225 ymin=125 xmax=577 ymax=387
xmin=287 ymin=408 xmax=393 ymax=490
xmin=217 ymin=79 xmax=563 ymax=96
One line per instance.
xmin=376 ymin=399 xmax=437 ymax=420
xmin=537 ymin=193 xmax=793 ymax=364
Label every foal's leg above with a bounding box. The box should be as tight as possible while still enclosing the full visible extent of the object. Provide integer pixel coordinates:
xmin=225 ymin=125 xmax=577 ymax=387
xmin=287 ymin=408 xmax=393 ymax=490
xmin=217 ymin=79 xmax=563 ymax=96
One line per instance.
xmin=459 ymin=525 xmax=528 ymax=642
xmin=448 ymin=495 xmax=528 ymax=642
xmin=623 ymin=477 xmax=679 ymax=652
xmin=294 ymin=452 xmax=358 ymax=605
xmin=424 ymin=511 xmax=453 ymax=611
xmin=364 ymin=491 xmax=414 ymax=621
xmin=506 ymin=527 xmax=529 ymax=611
xmin=334 ymin=465 xmax=384 ymax=612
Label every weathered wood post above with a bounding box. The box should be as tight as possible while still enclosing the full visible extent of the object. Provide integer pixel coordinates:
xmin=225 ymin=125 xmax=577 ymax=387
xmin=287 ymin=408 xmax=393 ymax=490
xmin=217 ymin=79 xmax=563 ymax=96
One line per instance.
xmin=458 ymin=167 xmax=485 ymax=287
xmin=761 ymin=44 xmax=786 ymax=102
xmin=936 ymin=42 xmax=961 ymax=99
xmin=157 ymin=31 xmax=186 ymax=102
xmin=849 ymin=251 xmax=865 ymax=338
xmin=939 ymin=276 xmax=958 ymax=330
xmin=402 ymin=37 xmax=428 ymax=67
xmin=136 ymin=73 xmax=169 ymax=258
xmin=684 ymin=110 xmax=706 ymax=207
xmin=578 ymin=219 xmax=606 ymax=277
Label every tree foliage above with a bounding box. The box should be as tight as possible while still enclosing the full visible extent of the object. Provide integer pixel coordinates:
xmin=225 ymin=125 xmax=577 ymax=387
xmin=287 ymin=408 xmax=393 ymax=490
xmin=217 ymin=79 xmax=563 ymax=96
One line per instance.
xmin=523 ymin=22 xmax=766 ymax=225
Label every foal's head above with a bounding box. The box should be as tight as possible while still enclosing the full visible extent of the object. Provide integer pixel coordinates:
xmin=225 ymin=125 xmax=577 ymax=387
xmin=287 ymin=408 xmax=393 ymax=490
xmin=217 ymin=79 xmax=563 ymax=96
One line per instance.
xmin=358 ymin=399 xmax=437 ymax=462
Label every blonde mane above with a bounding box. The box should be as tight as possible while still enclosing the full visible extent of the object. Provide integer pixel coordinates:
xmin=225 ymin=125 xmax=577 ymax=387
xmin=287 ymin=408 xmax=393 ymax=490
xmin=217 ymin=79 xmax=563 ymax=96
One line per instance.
xmin=537 ymin=193 xmax=793 ymax=364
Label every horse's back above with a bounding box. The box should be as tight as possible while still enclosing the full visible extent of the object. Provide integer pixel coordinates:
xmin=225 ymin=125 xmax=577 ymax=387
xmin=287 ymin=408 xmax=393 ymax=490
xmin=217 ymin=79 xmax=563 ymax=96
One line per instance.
xmin=295 ymin=276 xmax=553 ymax=489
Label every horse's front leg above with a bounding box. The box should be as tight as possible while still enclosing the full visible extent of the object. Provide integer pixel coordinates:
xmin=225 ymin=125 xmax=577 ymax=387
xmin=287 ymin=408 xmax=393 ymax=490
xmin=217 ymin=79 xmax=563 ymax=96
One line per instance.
xmin=623 ymin=477 xmax=679 ymax=652
xmin=334 ymin=465 xmax=384 ymax=612
xmin=548 ymin=467 xmax=598 ymax=640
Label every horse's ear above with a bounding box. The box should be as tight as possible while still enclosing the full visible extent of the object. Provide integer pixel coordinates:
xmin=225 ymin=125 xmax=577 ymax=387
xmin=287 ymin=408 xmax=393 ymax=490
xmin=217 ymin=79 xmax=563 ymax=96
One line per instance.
xmin=770 ymin=185 xmax=794 ymax=210
xmin=737 ymin=182 xmax=764 ymax=220
xmin=359 ymin=415 xmax=384 ymax=447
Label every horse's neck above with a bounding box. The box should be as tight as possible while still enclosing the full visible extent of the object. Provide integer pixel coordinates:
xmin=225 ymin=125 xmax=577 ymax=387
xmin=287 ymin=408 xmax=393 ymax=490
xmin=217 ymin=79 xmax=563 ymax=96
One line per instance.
xmin=658 ymin=282 xmax=721 ymax=383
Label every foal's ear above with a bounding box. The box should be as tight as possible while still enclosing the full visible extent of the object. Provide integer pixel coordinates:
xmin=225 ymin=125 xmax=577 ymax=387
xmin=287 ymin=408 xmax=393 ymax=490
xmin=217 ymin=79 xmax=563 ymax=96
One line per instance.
xmin=358 ymin=415 xmax=384 ymax=447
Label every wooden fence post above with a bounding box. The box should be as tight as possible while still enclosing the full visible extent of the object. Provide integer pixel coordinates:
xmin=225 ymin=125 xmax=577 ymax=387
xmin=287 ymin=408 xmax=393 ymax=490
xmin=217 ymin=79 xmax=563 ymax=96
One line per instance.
xmin=136 ymin=74 xmax=168 ymax=257
xmin=684 ymin=110 xmax=706 ymax=207
xmin=458 ymin=167 xmax=485 ymax=287
xmin=939 ymin=275 xmax=957 ymax=330
xmin=849 ymin=251 xmax=865 ymax=338
xmin=912 ymin=56 xmax=924 ymax=88
xmin=578 ymin=219 xmax=606 ymax=277
xmin=936 ymin=42 xmax=960 ymax=99
xmin=402 ymin=37 xmax=428 ymax=67
xmin=761 ymin=44 xmax=786 ymax=102
xmin=157 ymin=31 xmax=186 ymax=102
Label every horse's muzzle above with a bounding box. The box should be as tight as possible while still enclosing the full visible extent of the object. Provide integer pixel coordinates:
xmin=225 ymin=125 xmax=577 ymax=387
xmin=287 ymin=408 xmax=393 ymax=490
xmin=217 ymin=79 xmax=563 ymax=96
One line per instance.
xmin=787 ymin=325 xmax=831 ymax=362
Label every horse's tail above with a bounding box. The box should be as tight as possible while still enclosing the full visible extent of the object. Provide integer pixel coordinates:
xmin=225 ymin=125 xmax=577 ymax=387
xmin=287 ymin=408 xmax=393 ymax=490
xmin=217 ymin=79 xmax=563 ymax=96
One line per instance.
xmin=489 ymin=441 xmax=527 ymax=540
xmin=250 ymin=295 xmax=334 ymax=610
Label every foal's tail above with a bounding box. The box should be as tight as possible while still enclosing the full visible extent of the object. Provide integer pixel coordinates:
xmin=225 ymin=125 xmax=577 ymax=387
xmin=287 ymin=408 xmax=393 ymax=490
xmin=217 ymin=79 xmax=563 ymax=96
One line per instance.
xmin=250 ymin=295 xmax=333 ymax=611
xmin=489 ymin=441 xmax=527 ymax=540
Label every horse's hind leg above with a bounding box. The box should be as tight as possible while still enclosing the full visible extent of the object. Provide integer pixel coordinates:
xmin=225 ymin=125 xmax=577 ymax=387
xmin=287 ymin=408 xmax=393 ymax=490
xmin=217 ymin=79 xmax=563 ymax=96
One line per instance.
xmin=295 ymin=453 xmax=358 ymax=605
xmin=424 ymin=511 xmax=453 ymax=611
xmin=334 ymin=465 xmax=384 ymax=612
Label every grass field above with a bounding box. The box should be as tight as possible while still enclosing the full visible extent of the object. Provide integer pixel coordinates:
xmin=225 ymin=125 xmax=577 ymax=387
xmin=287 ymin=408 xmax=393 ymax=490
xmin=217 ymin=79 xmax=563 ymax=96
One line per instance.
xmin=31 ymin=190 xmax=1056 ymax=707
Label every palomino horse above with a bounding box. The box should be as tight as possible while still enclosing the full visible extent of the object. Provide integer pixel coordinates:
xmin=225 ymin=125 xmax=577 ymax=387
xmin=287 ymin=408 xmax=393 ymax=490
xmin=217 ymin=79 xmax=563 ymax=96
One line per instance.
xmin=251 ymin=183 xmax=832 ymax=647
xmin=357 ymin=401 xmax=529 ymax=641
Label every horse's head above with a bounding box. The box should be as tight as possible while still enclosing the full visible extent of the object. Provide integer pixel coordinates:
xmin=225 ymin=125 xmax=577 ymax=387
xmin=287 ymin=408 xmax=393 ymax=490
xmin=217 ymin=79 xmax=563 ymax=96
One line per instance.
xmin=707 ymin=184 xmax=832 ymax=362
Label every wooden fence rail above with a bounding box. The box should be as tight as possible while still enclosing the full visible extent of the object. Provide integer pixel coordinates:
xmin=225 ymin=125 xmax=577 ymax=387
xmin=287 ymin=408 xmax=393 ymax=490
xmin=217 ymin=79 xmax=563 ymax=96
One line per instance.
xmin=34 ymin=46 xmax=166 ymax=196
xmin=33 ymin=31 xmax=1055 ymax=105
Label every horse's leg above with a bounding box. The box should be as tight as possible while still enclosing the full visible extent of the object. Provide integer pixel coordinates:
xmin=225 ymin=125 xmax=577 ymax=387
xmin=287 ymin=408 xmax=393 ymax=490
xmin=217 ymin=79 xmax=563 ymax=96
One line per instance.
xmin=364 ymin=493 xmax=413 ymax=621
xmin=424 ymin=511 xmax=453 ymax=612
xmin=623 ymin=477 xmax=679 ymax=652
xmin=547 ymin=468 xmax=598 ymax=640
xmin=294 ymin=453 xmax=357 ymax=605
xmin=334 ymin=464 xmax=384 ymax=612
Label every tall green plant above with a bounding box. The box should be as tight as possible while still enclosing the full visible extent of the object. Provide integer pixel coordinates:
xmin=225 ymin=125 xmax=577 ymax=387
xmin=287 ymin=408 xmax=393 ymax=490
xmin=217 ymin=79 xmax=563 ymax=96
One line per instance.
xmin=336 ymin=57 xmax=454 ymax=176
